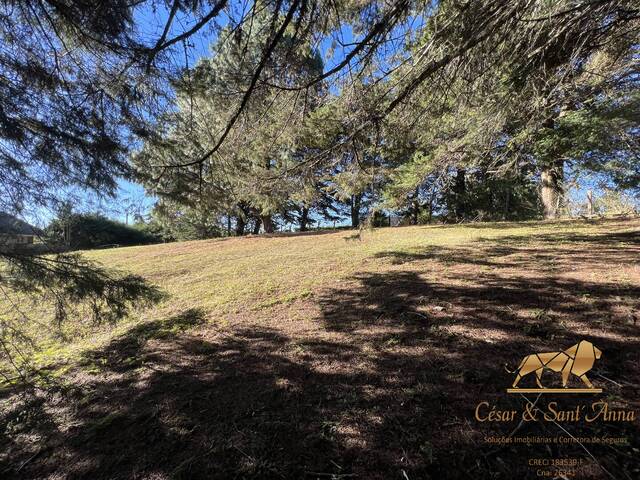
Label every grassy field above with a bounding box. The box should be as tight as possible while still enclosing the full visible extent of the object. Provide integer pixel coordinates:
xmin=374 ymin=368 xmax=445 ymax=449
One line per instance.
xmin=1 ymin=218 xmax=640 ymax=479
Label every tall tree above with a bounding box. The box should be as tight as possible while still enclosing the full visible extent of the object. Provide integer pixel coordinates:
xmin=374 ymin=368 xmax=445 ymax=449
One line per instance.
xmin=134 ymin=5 xmax=324 ymax=234
xmin=381 ymin=0 xmax=639 ymax=220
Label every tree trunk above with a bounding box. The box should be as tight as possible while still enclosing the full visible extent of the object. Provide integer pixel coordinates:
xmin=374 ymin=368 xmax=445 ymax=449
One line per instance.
xmin=587 ymin=190 xmax=594 ymax=216
xmin=198 ymin=211 xmax=207 ymax=239
xmin=540 ymin=160 xmax=563 ymax=219
xmin=235 ymin=216 xmax=246 ymax=236
xmin=539 ymin=107 xmax=569 ymax=220
xmin=350 ymin=194 xmax=361 ymax=228
xmin=227 ymin=215 xmax=231 ymax=236
xmin=300 ymin=206 xmax=309 ymax=232
xmin=503 ymin=190 xmax=510 ymax=220
xmin=425 ymin=189 xmax=434 ymax=224
xmin=412 ymin=187 xmax=420 ymax=225
xmin=261 ymin=215 xmax=274 ymax=233
xmin=454 ymin=168 xmax=466 ymax=221
xmin=252 ymin=217 xmax=262 ymax=234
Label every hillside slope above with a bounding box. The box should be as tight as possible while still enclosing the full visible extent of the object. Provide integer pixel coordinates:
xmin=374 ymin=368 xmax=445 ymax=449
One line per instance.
xmin=2 ymin=218 xmax=640 ymax=479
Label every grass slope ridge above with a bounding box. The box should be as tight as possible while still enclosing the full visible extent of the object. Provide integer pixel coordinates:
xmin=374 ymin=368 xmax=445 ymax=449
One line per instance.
xmin=1 ymin=218 xmax=640 ymax=479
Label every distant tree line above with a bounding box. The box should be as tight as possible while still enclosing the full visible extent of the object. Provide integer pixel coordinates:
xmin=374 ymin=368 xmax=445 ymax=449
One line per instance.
xmin=45 ymin=205 xmax=159 ymax=250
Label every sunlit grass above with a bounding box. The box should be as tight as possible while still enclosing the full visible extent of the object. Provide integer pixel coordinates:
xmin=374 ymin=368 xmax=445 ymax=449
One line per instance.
xmin=1 ymin=217 xmax=638 ymax=382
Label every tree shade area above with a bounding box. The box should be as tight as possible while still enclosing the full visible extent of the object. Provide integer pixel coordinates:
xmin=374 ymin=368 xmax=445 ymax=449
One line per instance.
xmin=0 ymin=1 xmax=639 ymax=479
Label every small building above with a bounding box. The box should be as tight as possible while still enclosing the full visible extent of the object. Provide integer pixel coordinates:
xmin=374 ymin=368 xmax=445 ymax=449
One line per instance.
xmin=0 ymin=213 xmax=38 ymax=249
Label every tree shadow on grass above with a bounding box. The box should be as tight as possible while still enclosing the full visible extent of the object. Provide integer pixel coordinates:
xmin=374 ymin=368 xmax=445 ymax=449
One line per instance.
xmin=316 ymin=290 xmax=638 ymax=477
xmin=78 ymin=308 xmax=206 ymax=373
xmin=316 ymin=227 xmax=640 ymax=478
xmin=376 ymin=228 xmax=640 ymax=270
xmin=2 ymin=228 xmax=640 ymax=479
xmin=3 ymin=321 xmax=357 ymax=479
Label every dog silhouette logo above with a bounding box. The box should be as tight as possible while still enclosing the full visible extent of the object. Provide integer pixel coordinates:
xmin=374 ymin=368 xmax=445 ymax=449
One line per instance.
xmin=506 ymin=340 xmax=603 ymax=394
